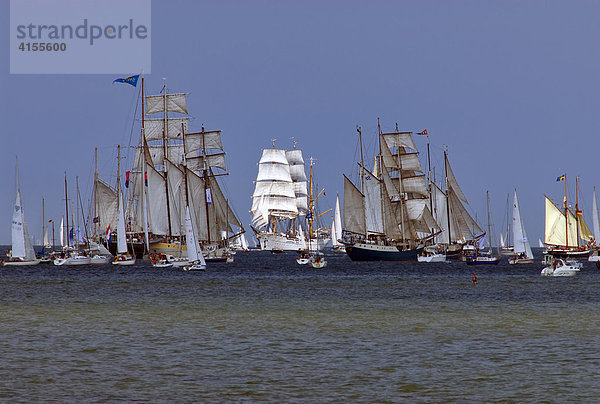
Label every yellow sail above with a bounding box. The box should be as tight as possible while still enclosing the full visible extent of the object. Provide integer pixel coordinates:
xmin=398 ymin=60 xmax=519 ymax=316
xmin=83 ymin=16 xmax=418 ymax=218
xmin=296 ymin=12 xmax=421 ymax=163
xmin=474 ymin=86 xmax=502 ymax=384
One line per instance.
xmin=545 ymin=196 xmax=578 ymax=247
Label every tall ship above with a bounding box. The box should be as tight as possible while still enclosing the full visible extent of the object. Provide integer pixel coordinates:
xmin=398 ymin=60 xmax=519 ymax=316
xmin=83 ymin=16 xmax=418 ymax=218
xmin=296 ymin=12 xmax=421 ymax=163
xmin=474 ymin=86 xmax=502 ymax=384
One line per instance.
xmin=544 ymin=174 xmax=592 ymax=259
xmin=429 ymin=149 xmax=484 ymax=260
xmin=342 ymin=121 xmax=440 ymax=261
xmin=98 ymin=78 xmax=244 ymax=260
xmin=250 ymin=142 xmax=330 ymax=251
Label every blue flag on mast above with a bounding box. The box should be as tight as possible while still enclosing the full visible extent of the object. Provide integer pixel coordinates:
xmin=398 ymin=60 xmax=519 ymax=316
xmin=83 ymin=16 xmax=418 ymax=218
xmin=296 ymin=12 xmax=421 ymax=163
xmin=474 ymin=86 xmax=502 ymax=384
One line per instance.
xmin=113 ymin=74 xmax=140 ymax=87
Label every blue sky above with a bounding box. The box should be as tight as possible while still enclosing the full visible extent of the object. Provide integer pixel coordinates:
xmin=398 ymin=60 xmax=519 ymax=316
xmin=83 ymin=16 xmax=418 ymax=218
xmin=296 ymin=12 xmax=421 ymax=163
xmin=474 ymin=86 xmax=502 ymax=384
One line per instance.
xmin=2 ymin=0 xmax=600 ymax=246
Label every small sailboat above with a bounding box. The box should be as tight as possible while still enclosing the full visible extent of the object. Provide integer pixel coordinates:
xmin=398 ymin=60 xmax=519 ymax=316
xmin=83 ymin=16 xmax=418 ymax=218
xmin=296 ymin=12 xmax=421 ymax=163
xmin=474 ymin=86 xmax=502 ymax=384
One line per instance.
xmin=508 ymin=190 xmax=534 ymax=264
xmin=183 ymin=207 xmax=207 ymax=271
xmin=295 ymin=224 xmax=310 ymax=264
xmin=112 ymin=189 xmax=135 ymax=266
xmin=499 ymin=193 xmax=515 ymax=256
xmin=331 ymin=195 xmax=345 ymax=253
xmin=2 ymin=158 xmax=40 ymax=267
xmin=588 ymin=187 xmax=600 ymax=263
xmin=112 ymin=146 xmax=135 ymax=266
xmin=466 ymin=191 xmax=499 ymax=265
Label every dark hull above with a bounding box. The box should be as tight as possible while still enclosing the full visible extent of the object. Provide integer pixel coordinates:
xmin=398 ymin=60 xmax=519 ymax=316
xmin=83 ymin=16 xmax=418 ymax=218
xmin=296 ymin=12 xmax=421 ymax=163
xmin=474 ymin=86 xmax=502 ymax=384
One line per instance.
xmin=547 ymin=248 xmax=590 ymax=259
xmin=345 ymin=243 xmax=423 ymax=261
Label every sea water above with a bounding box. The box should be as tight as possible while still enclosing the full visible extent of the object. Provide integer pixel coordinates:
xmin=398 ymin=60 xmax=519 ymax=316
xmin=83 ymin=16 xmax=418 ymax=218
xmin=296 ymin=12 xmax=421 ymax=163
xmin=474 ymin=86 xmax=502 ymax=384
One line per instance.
xmin=1 ymin=247 xmax=599 ymax=402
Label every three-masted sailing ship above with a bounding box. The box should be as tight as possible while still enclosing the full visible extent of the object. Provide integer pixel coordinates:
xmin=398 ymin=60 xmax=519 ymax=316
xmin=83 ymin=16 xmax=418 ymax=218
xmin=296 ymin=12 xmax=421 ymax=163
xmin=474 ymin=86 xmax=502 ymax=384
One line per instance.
xmin=250 ymin=142 xmax=330 ymax=251
xmin=98 ymin=78 xmax=243 ymax=261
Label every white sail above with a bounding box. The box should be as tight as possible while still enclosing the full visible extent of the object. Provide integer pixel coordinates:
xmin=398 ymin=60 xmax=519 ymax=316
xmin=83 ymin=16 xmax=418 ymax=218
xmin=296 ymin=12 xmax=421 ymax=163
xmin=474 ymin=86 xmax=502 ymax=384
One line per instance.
xmin=43 ymin=226 xmax=51 ymax=249
xmin=512 ymin=190 xmax=533 ymax=259
xmin=95 ymin=178 xmax=118 ymax=235
xmin=363 ymin=167 xmax=383 ymax=234
xmin=593 ymin=188 xmax=600 ymax=243
xmin=185 ymin=206 xmax=206 ymax=266
xmin=144 ymin=118 xmax=189 ymax=141
xmin=185 ymin=131 xmax=223 ymax=154
xmin=333 ymin=195 xmax=343 ymax=246
xmin=544 ymin=196 xmax=578 ymax=247
xmin=539 ymin=239 xmax=544 ymax=248
xmin=381 ymin=131 xmax=417 ymax=151
xmin=251 ymin=148 xmax=299 ymax=225
xmin=10 ymin=161 xmax=36 ymax=261
xmin=343 ymin=175 xmax=366 ymax=235
xmin=60 ymin=217 xmax=65 ymax=248
xmin=499 ymin=233 xmax=505 ymax=248
xmin=116 ymin=190 xmax=128 ymax=254
xmin=445 ymin=155 xmax=468 ymax=203
xmin=145 ymin=93 xmax=188 ymax=115
xmin=298 ymin=224 xmax=307 ymax=250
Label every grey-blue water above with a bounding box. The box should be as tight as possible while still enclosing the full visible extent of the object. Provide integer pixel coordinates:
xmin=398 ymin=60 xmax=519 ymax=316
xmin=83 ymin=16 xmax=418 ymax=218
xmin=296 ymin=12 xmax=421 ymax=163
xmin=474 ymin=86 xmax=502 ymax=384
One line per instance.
xmin=1 ymin=248 xmax=599 ymax=402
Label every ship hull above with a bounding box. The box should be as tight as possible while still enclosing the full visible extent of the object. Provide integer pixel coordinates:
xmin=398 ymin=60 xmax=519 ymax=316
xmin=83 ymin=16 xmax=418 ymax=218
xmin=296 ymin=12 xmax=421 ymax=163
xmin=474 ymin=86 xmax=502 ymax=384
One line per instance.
xmin=344 ymin=242 xmax=423 ymax=261
xmin=258 ymin=232 xmax=330 ymax=252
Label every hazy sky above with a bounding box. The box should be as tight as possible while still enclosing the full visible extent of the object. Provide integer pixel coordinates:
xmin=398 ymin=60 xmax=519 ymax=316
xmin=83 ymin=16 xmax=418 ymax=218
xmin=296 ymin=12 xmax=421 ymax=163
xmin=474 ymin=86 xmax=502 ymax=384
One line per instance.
xmin=2 ymin=0 xmax=600 ymax=246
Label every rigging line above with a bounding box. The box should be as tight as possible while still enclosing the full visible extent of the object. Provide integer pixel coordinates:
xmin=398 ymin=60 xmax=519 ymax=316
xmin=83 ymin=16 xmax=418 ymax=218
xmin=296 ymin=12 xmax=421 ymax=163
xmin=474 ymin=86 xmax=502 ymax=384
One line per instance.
xmin=125 ymin=82 xmax=142 ymax=167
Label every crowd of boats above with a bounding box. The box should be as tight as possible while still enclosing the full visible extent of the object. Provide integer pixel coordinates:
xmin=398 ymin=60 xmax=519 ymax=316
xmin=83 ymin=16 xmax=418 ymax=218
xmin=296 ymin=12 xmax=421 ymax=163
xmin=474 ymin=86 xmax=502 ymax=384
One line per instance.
xmin=3 ymin=79 xmax=598 ymax=277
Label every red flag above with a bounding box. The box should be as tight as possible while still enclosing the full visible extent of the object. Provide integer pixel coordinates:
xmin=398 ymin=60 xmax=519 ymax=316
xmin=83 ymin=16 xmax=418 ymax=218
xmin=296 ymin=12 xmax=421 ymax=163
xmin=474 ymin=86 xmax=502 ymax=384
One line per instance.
xmin=419 ymin=129 xmax=428 ymax=136
xmin=144 ymin=171 xmax=148 ymax=186
xmin=125 ymin=171 xmax=131 ymax=188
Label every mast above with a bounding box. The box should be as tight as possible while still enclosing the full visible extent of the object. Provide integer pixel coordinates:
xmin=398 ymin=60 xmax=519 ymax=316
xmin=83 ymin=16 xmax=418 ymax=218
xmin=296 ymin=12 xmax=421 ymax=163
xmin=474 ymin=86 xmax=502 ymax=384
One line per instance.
xmin=505 ymin=193 xmax=510 ymax=248
xmin=576 ymin=176 xmax=580 ymax=248
xmin=162 ymin=78 xmax=173 ymax=237
xmin=486 ymin=190 xmax=492 ymax=252
xmin=309 ymin=158 xmax=314 ymax=236
xmin=357 ymin=125 xmax=364 ymax=194
xmin=94 ymin=147 xmax=98 ymax=237
xmin=444 ymin=148 xmax=452 ymax=245
xmin=203 ymin=125 xmax=212 ymax=244
xmin=426 ymin=130 xmax=433 ymax=236
xmin=376 ymin=118 xmax=386 ymax=239
xmin=42 ymin=197 xmax=45 ymax=249
xmin=64 ymin=172 xmax=69 ymax=248
xmin=564 ymin=173 xmax=568 ymax=248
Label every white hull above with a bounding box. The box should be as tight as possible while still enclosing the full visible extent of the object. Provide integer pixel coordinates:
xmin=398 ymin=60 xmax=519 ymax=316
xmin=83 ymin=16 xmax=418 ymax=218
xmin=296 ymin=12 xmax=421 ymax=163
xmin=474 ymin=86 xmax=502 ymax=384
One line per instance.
xmin=54 ymin=256 xmax=91 ymax=266
xmin=541 ymin=259 xmax=580 ymax=276
xmin=183 ymin=263 xmax=206 ymax=271
xmin=296 ymin=258 xmax=309 ymax=265
xmin=417 ymin=253 xmax=447 ymax=263
xmin=90 ymin=255 xmax=112 ymax=264
xmin=508 ymin=257 xmax=534 ymax=265
xmin=308 ymin=257 xmax=327 ymax=268
xmin=2 ymin=258 xmax=41 ymax=266
xmin=258 ymin=232 xmax=330 ymax=252
xmin=112 ymin=254 xmax=136 ymax=266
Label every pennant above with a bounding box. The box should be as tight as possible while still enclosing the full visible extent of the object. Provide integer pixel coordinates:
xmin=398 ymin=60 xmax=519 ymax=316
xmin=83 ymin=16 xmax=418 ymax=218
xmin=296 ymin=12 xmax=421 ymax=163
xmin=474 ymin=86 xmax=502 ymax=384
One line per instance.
xmin=418 ymin=129 xmax=428 ymax=136
xmin=113 ymin=74 xmax=140 ymax=87
xmin=206 ymin=188 xmax=212 ymax=204
xmin=125 ymin=171 xmax=130 ymax=188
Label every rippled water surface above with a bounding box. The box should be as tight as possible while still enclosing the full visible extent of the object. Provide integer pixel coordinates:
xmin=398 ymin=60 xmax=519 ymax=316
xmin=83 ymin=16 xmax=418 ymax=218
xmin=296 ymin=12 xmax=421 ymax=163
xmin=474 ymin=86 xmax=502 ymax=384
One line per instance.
xmin=2 ymin=248 xmax=599 ymax=402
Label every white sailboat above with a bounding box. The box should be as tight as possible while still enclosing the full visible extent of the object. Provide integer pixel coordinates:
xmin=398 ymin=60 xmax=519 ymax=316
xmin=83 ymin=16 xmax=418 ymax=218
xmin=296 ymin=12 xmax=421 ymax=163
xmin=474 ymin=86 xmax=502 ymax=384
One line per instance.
xmin=113 ymin=188 xmax=136 ymax=266
xmin=588 ymin=187 xmax=600 ymax=262
xmin=183 ymin=206 xmax=206 ymax=271
xmin=508 ymin=189 xmax=534 ymax=264
xmin=466 ymin=191 xmax=499 ymax=265
xmin=331 ymin=195 xmax=345 ymax=253
xmin=2 ymin=158 xmax=40 ymax=266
